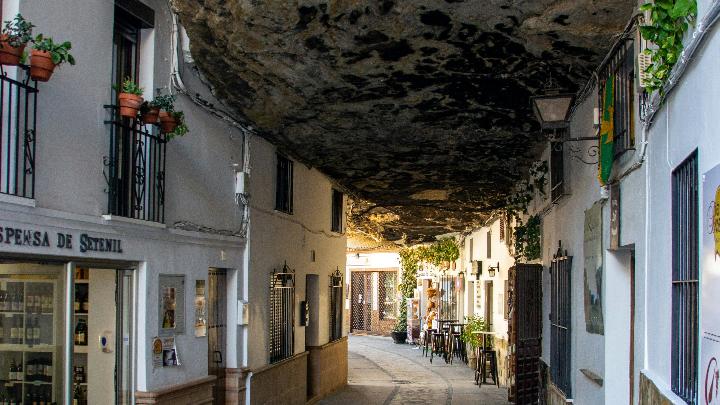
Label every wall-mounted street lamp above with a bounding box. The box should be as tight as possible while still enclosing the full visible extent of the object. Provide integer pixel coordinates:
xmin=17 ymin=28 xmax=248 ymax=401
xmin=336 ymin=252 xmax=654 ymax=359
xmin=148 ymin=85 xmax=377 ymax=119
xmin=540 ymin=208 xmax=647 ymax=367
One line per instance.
xmin=487 ymin=262 xmax=500 ymax=278
xmin=470 ymin=260 xmax=482 ymax=280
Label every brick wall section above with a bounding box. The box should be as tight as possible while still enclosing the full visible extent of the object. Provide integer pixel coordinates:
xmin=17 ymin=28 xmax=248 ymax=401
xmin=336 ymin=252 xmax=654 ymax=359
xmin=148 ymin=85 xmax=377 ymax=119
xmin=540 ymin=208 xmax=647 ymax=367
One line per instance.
xmin=307 ymin=337 xmax=349 ymax=402
xmin=135 ymin=376 xmax=216 ymax=405
xmin=250 ymin=352 xmax=308 ymax=405
xmin=639 ymin=372 xmax=673 ymax=405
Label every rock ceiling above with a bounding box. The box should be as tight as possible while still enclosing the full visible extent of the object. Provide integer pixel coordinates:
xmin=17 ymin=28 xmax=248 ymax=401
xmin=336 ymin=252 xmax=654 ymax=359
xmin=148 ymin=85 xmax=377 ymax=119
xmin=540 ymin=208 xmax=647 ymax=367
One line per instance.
xmin=174 ymin=0 xmax=635 ymax=243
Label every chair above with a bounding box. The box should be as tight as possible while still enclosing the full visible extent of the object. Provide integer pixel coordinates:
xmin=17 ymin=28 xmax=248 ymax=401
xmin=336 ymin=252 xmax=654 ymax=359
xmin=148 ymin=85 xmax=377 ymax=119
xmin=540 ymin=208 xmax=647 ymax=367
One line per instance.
xmin=479 ymin=348 xmax=499 ymax=387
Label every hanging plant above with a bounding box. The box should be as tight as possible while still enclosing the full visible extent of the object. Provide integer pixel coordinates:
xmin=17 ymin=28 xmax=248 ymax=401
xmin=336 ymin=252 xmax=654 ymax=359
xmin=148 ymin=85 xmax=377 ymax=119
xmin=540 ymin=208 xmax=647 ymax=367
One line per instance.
xmin=505 ymin=160 xmax=548 ymax=214
xmin=639 ymin=0 xmax=697 ymax=93
xmin=514 ymin=214 xmax=542 ymax=262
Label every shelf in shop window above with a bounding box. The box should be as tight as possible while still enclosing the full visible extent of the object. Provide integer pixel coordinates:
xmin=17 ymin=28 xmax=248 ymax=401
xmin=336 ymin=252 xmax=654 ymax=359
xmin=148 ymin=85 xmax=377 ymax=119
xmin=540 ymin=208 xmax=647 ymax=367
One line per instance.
xmin=0 ymin=343 xmax=55 ymax=352
xmin=23 ymin=380 xmax=53 ymax=385
xmin=74 ymin=345 xmax=89 ymax=354
xmin=74 ymin=311 xmax=88 ymax=316
xmin=74 ymin=280 xmax=89 ymax=284
xmin=0 ymin=311 xmax=25 ymax=315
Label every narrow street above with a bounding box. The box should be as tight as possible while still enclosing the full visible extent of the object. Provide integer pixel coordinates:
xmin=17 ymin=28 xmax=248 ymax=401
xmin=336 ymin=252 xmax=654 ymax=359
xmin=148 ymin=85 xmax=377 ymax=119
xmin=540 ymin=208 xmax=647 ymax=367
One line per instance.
xmin=320 ymin=335 xmax=509 ymax=405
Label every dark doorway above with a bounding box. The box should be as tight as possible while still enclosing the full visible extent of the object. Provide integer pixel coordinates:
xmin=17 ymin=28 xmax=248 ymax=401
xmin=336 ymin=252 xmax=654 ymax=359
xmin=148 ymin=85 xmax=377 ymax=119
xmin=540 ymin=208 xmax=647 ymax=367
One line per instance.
xmin=208 ymin=268 xmax=227 ymax=404
xmin=351 ymin=272 xmax=372 ymax=332
xmin=508 ymin=264 xmax=543 ymax=403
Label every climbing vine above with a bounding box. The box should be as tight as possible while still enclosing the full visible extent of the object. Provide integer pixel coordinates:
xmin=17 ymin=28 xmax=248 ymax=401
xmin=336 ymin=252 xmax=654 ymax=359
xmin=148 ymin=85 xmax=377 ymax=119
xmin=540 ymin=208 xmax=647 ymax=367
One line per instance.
xmin=513 ymin=214 xmax=542 ymax=262
xmin=639 ymin=0 xmax=697 ymax=93
xmin=505 ymin=160 xmax=548 ymax=214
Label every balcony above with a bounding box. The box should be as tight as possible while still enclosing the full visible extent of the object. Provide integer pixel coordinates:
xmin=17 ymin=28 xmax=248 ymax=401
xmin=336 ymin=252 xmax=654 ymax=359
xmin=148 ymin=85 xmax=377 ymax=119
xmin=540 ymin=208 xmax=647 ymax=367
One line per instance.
xmin=0 ymin=65 xmax=38 ymax=200
xmin=104 ymin=106 xmax=166 ymax=223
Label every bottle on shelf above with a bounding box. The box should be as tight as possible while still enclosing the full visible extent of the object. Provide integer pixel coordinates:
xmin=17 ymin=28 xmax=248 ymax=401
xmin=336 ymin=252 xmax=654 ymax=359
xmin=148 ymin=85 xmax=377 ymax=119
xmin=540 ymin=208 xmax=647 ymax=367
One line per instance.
xmin=74 ymin=318 xmax=87 ymax=346
xmin=33 ymin=317 xmax=41 ymax=345
xmin=73 ymin=293 xmax=80 ymax=313
xmin=0 ymin=315 xmax=4 ymax=343
xmin=10 ymin=290 xmax=19 ymax=312
xmin=81 ymin=293 xmax=89 ymax=313
xmin=0 ymin=281 xmax=7 ymax=311
xmin=9 ymin=316 xmax=19 ymax=344
xmin=26 ymin=316 xmax=34 ymax=346
xmin=8 ymin=358 xmax=17 ymax=381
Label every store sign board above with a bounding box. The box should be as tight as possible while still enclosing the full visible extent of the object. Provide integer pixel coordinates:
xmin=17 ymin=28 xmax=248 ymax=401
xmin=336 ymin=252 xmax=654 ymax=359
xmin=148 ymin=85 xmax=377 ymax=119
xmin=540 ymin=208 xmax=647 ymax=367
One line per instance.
xmin=0 ymin=224 xmax=124 ymax=254
xmin=702 ymin=165 xmax=720 ymax=403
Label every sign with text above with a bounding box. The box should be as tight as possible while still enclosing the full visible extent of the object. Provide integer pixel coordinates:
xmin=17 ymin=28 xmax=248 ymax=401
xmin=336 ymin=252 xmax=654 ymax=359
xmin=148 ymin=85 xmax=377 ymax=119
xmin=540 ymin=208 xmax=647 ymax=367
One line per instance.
xmin=0 ymin=224 xmax=124 ymax=254
xmin=702 ymin=164 xmax=720 ymax=404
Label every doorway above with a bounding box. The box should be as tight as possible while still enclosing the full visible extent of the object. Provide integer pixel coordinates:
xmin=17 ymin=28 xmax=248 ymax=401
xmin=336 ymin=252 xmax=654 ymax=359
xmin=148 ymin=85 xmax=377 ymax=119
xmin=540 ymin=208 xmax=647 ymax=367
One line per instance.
xmin=484 ymin=281 xmax=494 ymax=330
xmin=350 ymin=272 xmax=372 ymax=332
xmin=208 ymin=269 xmax=227 ymax=405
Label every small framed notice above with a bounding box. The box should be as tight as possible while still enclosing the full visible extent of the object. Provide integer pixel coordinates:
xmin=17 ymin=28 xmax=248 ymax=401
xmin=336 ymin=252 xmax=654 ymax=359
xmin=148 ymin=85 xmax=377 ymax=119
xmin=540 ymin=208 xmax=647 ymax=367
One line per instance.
xmin=159 ymin=274 xmax=185 ymax=336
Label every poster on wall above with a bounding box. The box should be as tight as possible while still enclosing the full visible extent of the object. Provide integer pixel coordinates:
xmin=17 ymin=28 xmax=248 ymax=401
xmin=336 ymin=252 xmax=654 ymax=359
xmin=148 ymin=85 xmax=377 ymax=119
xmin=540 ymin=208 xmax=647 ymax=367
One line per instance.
xmin=159 ymin=275 xmax=185 ymax=337
xmin=702 ymin=165 xmax=720 ymax=404
xmin=152 ymin=336 xmax=181 ymax=367
xmin=194 ymin=280 xmax=207 ymax=337
xmin=584 ymin=201 xmax=604 ymax=335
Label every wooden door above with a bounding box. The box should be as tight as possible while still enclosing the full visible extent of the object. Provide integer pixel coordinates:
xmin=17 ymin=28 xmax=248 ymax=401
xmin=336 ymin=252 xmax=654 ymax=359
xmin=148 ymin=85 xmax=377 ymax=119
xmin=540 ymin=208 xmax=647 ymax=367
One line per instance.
xmin=508 ymin=264 xmax=543 ymax=404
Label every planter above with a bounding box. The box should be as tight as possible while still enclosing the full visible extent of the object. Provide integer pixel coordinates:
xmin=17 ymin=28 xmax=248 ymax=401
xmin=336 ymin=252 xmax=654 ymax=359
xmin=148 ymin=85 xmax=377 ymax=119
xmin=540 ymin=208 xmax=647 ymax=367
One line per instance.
xmin=118 ymin=93 xmax=143 ymax=119
xmin=158 ymin=111 xmax=178 ymax=133
xmin=0 ymin=35 xmax=25 ymax=66
xmin=142 ymin=106 xmax=160 ymax=124
xmin=29 ymin=50 xmax=56 ymax=82
xmin=391 ymin=331 xmax=407 ymax=344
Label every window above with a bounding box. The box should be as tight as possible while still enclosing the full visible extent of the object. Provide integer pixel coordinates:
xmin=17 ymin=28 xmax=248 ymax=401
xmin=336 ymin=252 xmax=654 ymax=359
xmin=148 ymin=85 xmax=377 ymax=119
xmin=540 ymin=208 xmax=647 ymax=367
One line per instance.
xmin=550 ymin=251 xmax=572 ymax=396
xmin=439 ymin=275 xmax=457 ymax=320
xmin=275 ymin=154 xmax=293 ymax=214
xmin=551 ymin=142 xmax=565 ymax=202
xmin=487 ymin=230 xmax=492 ymax=258
xmin=379 ymin=272 xmax=397 ymax=320
xmin=469 ymin=238 xmax=474 ymax=261
xmin=599 ymin=40 xmax=635 ymax=157
xmin=331 ymin=189 xmax=343 ymax=233
xmin=269 ymin=263 xmax=295 ymax=363
xmin=107 ymin=4 xmax=163 ymax=222
xmin=671 ymin=151 xmax=698 ymax=403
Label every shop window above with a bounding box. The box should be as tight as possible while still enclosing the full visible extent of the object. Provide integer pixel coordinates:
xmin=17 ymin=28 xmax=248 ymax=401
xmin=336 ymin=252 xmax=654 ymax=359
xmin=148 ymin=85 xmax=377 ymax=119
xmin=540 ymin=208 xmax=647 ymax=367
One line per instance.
xmin=269 ymin=263 xmax=295 ymax=363
xmin=275 ymin=154 xmax=294 ymax=214
xmin=550 ymin=252 xmax=572 ymax=397
xmin=551 ymin=142 xmax=565 ymax=202
xmin=331 ymin=189 xmax=343 ymax=233
xmin=671 ymin=151 xmax=698 ymax=404
xmin=379 ymin=272 xmax=397 ymax=320
xmin=106 ymin=3 xmax=163 ymax=223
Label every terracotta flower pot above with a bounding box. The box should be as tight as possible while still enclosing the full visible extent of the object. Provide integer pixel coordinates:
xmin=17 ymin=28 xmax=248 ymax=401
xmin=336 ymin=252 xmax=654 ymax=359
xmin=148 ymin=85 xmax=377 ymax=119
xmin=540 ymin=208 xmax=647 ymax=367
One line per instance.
xmin=118 ymin=93 xmax=143 ymax=118
xmin=159 ymin=111 xmax=178 ymax=133
xmin=142 ymin=106 xmax=160 ymax=124
xmin=0 ymin=35 xmax=25 ymax=66
xmin=29 ymin=50 xmax=56 ymax=82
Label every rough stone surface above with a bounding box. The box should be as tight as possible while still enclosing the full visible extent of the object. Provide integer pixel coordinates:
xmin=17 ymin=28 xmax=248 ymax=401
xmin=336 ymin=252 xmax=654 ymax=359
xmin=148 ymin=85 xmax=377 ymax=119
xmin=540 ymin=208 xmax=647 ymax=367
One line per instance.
xmin=174 ymin=0 xmax=634 ymax=242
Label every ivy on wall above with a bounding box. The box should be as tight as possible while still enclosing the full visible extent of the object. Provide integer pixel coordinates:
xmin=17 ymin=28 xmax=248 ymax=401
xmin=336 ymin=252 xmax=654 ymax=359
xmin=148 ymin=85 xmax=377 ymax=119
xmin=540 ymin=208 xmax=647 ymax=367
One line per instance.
xmin=513 ymin=214 xmax=542 ymax=262
xmin=505 ymin=160 xmax=548 ymax=214
xmin=639 ymin=0 xmax=697 ymax=93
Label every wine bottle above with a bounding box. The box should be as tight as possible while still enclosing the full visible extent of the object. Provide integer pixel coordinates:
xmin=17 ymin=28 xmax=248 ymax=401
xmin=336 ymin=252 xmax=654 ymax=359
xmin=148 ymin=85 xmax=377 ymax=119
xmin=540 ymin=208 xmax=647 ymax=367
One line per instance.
xmin=9 ymin=358 xmax=17 ymax=381
xmin=26 ymin=316 xmax=34 ymax=345
xmin=73 ymin=293 xmax=80 ymax=312
xmin=10 ymin=316 xmax=18 ymax=343
xmin=11 ymin=290 xmax=20 ymax=312
xmin=33 ymin=317 xmax=40 ymax=344
xmin=74 ymin=319 xmax=87 ymax=346
xmin=81 ymin=294 xmax=89 ymax=313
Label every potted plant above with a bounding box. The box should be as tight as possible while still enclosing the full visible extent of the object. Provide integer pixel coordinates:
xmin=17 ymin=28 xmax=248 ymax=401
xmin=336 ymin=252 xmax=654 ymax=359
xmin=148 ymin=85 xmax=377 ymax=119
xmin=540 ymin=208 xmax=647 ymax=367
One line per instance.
xmin=139 ymin=101 xmax=160 ymax=124
xmin=30 ymin=34 xmax=75 ymax=82
xmin=460 ymin=315 xmax=489 ymax=361
xmin=154 ymin=94 xmax=178 ymax=133
xmin=116 ymin=78 xmax=143 ymax=118
xmin=0 ymin=14 xmax=34 ymax=66
xmin=391 ymin=297 xmax=408 ymax=344
xmin=165 ymin=111 xmax=189 ymax=140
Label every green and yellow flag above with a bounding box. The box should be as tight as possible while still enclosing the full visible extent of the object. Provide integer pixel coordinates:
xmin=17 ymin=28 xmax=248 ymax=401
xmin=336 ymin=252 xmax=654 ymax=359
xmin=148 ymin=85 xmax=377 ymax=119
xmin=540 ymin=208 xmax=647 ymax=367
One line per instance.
xmin=598 ymin=77 xmax=614 ymax=185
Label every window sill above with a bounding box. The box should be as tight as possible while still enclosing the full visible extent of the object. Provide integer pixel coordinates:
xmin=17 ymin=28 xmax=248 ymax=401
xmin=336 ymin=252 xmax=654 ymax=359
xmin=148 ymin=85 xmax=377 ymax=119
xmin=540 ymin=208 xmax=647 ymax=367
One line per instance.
xmin=0 ymin=194 xmax=36 ymax=208
xmin=101 ymin=214 xmax=167 ymax=229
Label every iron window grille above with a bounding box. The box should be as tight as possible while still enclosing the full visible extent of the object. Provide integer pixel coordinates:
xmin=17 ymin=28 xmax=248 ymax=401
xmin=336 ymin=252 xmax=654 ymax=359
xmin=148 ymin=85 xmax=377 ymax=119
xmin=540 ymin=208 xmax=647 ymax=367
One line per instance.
xmin=551 ymin=142 xmax=565 ymax=202
xmin=331 ymin=189 xmax=344 ymax=233
xmin=329 ymin=267 xmax=343 ymax=341
xmin=275 ymin=154 xmax=293 ymax=214
xmin=0 ymin=65 xmax=38 ymax=199
xmin=550 ymin=245 xmax=572 ymax=397
xmin=379 ymin=272 xmax=397 ymax=320
xmin=598 ymin=39 xmax=635 ymax=158
xmin=270 ymin=262 xmax=295 ymax=363
xmin=439 ymin=275 xmax=457 ymax=320
xmin=105 ymin=111 xmax=167 ymax=223
xmin=487 ymin=230 xmax=492 ymax=258
xmin=671 ymin=151 xmax=699 ymax=404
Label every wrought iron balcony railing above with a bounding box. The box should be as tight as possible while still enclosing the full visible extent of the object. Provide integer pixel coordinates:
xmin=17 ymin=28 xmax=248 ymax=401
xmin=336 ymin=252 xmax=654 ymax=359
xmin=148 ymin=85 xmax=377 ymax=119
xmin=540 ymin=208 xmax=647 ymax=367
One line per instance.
xmin=104 ymin=106 xmax=166 ymax=223
xmin=0 ymin=65 xmax=38 ymax=199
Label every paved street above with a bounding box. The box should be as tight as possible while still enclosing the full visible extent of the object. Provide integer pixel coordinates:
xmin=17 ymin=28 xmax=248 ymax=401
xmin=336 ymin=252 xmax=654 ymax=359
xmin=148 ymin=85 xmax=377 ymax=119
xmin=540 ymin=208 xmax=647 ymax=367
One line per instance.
xmin=319 ymin=334 xmax=510 ymax=405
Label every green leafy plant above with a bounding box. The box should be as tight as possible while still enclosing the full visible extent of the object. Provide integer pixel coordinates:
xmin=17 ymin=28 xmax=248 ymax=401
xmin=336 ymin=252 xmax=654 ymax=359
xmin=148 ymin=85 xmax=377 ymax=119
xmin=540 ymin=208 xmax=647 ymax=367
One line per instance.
xmin=514 ymin=214 xmax=542 ymax=262
xmin=460 ymin=315 xmax=490 ymax=349
xmin=32 ymin=34 xmax=75 ymax=65
xmin=505 ymin=160 xmax=548 ymax=214
xmin=393 ymin=296 xmax=408 ymax=332
xmin=166 ymin=111 xmax=189 ymax=140
xmin=151 ymin=94 xmax=176 ymax=112
xmin=639 ymin=0 xmax=697 ymax=93
xmin=2 ymin=14 xmax=34 ymax=47
xmin=115 ymin=77 xmax=143 ymax=96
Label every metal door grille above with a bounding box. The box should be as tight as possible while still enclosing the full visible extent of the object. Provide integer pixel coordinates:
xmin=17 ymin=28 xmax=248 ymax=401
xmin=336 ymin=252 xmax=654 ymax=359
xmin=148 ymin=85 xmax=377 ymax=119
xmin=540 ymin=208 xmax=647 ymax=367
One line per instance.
xmin=550 ymin=248 xmax=572 ymax=397
xmin=270 ymin=263 xmax=295 ymax=363
xmin=509 ymin=264 xmax=543 ymax=404
xmin=671 ymin=151 xmax=698 ymax=404
xmin=439 ymin=275 xmax=457 ymax=320
xmin=329 ymin=268 xmax=343 ymax=341
xmin=350 ymin=272 xmax=371 ymax=332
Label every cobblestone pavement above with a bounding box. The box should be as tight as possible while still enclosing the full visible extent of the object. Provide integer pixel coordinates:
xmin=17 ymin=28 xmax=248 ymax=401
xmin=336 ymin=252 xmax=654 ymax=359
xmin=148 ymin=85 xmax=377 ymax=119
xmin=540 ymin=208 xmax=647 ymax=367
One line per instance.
xmin=319 ymin=334 xmax=510 ymax=405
